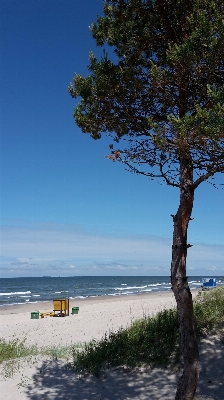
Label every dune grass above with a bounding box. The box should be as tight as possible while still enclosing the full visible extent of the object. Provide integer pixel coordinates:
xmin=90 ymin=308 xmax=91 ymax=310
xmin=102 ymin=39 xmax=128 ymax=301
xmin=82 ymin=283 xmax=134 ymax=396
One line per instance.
xmin=0 ymin=287 xmax=224 ymax=378
xmin=194 ymin=287 xmax=224 ymax=336
xmin=0 ymin=338 xmax=38 ymax=364
xmin=0 ymin=338 xmax=75 ymax=365
xmin=72 ymin=287 xmax=224 ymax=375
xmin=72 ymin=307 xmax=179 ymax=376
xmin=0 ymin=339 xmax=76 ymax=379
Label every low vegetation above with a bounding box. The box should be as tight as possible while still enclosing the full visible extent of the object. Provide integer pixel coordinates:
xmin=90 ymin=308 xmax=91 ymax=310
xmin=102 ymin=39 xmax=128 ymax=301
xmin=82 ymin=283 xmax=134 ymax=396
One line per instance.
xmin=72 ymin=308 xmax=179 ymax=376
xmin=0 ymin=338 xmax=38 ymax=364
xmin=0 ymin=287 xmax=224 ymax=378
xmin=194 ymin=287 xmax=224 ymax=337
xmin=72 ymin=287 xmax=224 ymax=375
xmin=0 ymin=339 xmax=74 ymax=365
xmin=0 ymin=339 xmax=74 ymax=379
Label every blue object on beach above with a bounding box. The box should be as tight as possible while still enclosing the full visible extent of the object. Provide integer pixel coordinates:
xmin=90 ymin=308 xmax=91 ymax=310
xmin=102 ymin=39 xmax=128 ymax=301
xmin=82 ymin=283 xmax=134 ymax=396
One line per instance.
xmin=201 ymin=278 xmax=216 ymax=290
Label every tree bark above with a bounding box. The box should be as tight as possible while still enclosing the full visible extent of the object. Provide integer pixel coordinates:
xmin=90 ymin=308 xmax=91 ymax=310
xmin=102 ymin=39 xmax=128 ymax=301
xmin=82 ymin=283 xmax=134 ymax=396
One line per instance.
xmin=171 ymin=154 xmax=200 ymax=400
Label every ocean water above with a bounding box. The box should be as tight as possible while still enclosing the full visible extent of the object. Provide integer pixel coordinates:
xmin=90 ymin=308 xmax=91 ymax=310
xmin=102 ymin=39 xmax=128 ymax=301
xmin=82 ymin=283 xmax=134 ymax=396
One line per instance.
xmin=0 ymin=276 xmax=223 ymax=307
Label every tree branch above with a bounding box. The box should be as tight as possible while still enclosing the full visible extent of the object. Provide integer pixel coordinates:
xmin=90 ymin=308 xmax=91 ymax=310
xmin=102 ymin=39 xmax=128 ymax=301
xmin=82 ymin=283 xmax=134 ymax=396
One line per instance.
xmin=193 ymin=165 xmax=224 ymax=189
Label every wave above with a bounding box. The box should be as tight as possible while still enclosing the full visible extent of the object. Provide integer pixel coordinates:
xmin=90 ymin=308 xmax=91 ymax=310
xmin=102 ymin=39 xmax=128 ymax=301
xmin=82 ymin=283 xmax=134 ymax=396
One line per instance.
xmin=147 ymin=283 xmax=169 ymax=287
xmin=0 ymin=291 xmax=32 ymax=296
xmin=54 ymin=291 xmax=69 ymax=294
xmin=107 ymin=292 xmax=134 ymax=296
xmin=115 ymin=285 xmax=148 ymax=291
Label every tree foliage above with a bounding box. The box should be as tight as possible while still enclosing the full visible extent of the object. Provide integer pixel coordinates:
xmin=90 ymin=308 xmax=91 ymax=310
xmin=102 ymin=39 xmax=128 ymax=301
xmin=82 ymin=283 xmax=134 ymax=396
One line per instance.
xmin=69 ymin=0 xmax=224 ymax=187
xmin=69 ymin=1 xmax=224 ymax=398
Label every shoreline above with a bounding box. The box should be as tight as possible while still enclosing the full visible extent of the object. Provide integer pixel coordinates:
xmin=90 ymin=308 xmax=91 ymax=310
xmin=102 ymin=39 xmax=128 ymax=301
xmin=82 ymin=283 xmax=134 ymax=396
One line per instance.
xmin=0 ymin=288 xmax=200 ymax=315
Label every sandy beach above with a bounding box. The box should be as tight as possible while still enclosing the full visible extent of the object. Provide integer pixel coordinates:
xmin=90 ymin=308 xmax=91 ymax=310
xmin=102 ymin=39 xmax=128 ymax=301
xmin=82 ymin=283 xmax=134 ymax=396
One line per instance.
xmin=0 ymin=291 xmax=180 ymax=347
xmin=0 ymin=290 xmax=223 ymax=399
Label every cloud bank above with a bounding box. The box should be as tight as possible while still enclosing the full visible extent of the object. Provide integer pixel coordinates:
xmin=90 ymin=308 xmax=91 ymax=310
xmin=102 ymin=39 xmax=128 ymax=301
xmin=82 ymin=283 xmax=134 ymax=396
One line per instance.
xmin=0 ymin=222 xmax=223 ymax=277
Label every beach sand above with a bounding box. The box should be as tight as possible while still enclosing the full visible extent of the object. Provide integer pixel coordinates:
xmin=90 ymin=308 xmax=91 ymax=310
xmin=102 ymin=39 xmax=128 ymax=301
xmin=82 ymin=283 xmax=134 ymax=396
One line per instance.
xmin=0 ymin=290 xmax=223 ymax=399
xmin=0 ymin=291 xmax=180 ymax=347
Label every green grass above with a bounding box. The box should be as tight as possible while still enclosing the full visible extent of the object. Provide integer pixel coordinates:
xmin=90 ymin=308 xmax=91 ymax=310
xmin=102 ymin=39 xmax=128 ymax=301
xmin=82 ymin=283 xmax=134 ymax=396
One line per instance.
xmin=0 ymin=338 xmax=81 ymax=365
xmin=0 ymin=338 xmax=39 ymax=364
xmin=72 ymin=307 xmax=180 ymax=376
xmin=1 ymin=287 xmax=224 ymax=378
xmin=0 ymin=338 xmax=77 ymax=379
xmin=72 ymin=287 xmax=224 ymax=375
xmin=194 ymin=286 xmax=224 ymax=337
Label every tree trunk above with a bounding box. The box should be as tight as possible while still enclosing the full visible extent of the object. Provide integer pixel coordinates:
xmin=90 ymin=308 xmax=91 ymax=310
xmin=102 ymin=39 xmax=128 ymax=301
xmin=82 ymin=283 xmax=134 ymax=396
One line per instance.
xmin=171 ymin=156 xmax=200 ymax=400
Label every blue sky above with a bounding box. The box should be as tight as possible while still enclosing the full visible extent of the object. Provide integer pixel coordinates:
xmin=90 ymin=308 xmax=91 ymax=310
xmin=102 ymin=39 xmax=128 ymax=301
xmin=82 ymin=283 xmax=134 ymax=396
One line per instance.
xmin=1 ymin=0 xmax=223 ymax=278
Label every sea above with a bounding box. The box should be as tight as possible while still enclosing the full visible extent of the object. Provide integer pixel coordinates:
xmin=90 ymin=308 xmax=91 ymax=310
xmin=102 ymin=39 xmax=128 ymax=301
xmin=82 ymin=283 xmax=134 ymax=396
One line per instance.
xmin=0 ymin=276 xmax=224 ymax=307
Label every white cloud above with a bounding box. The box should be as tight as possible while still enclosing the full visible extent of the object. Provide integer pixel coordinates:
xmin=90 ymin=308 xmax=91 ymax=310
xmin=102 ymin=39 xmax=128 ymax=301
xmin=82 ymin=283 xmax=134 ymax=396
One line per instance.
xmin=104 ymin=263 xmax=138 ymax=270
xmin=0 ymin=222 xmax=171 ymax=262
xmin=209 ymin=265 xmax=217 ymax=271
xmin=0 ymin=222 xmax=223 ymax=277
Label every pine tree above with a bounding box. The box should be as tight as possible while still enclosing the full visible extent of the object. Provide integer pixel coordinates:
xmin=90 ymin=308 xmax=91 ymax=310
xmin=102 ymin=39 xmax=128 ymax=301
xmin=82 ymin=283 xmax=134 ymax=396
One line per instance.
xmin=69 ymin=1 xmax=224 ymax=398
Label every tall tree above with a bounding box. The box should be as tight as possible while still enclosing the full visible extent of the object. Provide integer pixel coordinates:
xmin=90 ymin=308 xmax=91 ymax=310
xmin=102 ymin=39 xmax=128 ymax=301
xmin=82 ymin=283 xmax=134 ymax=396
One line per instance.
xmin=69 ymin=1 xmax=224 ymax=398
